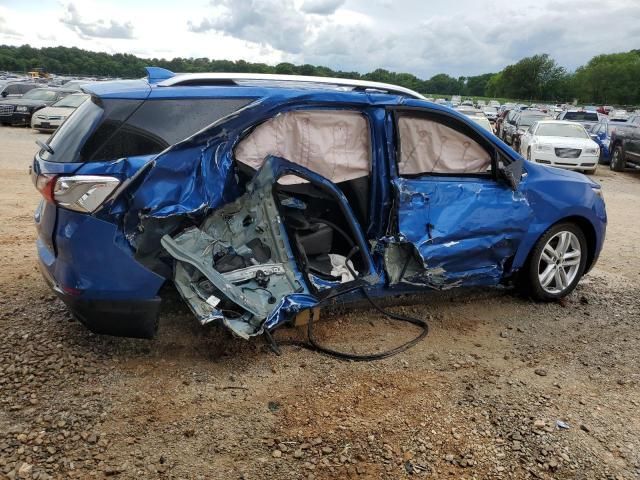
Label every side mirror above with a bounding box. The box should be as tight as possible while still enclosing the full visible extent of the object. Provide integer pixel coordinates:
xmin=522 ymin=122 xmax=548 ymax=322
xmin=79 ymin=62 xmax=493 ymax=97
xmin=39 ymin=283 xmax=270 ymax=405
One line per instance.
xmin=1 ymin=91 xmax=7 ymax=98
xmin=498 ymin=157 xmax=524 ymax=190
xmin=590 ymin=134 xmax=599 ymax=141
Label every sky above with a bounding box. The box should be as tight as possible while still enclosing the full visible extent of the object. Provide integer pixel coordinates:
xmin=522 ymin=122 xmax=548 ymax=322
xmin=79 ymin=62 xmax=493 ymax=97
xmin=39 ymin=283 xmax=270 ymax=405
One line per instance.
xmin=1 ymin=0 xmax=639 ymax=79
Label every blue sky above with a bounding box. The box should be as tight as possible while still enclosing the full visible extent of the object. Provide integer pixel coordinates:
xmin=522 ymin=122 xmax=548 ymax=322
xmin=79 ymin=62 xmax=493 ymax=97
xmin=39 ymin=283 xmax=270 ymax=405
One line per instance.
xmin=1 ymin=0 xmax=639 ymax=78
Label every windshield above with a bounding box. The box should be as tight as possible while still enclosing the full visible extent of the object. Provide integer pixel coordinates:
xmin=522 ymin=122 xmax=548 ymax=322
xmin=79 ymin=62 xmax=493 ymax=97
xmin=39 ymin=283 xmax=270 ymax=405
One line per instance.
xmin=23 ymin=89 xmax=58 ymax=101
xmin=563 ymin=111 xmax=598 ymax=121
xmin=519 ymin=115 xmax=548 ymax=127
xmin=536 ymin=123 xmax=588 ymax=138
xmin=52 ymin=94 xmax=88 ymax=108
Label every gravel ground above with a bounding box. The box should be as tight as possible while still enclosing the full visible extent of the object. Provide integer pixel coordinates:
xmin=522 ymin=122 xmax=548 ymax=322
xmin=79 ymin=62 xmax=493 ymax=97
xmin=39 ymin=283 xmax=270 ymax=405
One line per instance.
xmin=0 ymin=126 xmax=639 ymax=480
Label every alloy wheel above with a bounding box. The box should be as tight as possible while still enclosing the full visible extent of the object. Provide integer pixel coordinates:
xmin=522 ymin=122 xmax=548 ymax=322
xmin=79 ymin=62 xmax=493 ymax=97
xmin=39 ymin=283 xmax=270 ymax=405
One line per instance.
xmin=537 ymin=231 xmax=582 ymax=294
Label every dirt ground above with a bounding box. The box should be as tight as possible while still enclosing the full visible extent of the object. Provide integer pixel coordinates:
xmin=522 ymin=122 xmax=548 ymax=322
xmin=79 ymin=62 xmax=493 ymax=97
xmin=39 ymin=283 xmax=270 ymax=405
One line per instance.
xmin=0 ymin=127 xmax=639 ymax=480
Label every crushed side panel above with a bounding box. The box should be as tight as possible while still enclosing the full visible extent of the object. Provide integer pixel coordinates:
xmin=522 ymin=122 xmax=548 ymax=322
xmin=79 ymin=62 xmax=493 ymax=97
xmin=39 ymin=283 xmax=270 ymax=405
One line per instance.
xmin=388 ymin=177 xmax=533 ymax=288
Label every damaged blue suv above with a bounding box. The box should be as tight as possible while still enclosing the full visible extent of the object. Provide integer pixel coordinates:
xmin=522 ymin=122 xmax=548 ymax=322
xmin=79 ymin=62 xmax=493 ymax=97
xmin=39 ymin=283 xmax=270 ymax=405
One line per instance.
xmin=32 ymin=67 xmax=607 ymax=339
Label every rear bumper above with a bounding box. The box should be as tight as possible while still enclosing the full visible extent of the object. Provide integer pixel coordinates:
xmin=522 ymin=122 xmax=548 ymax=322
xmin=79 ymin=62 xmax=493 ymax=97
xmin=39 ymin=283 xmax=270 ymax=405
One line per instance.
xmin=36 ymin=207 xmax=166 ymax=338
xmin=38 ymin=254 xmax=161 ymax=338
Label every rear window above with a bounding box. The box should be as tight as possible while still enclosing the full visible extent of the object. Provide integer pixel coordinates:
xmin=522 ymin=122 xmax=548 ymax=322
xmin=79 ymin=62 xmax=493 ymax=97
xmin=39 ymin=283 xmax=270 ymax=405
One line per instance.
xmin=41 ymin=97 xmax=253 ymax=163
xmin=563 ymin=111 xmax=598 ymax=121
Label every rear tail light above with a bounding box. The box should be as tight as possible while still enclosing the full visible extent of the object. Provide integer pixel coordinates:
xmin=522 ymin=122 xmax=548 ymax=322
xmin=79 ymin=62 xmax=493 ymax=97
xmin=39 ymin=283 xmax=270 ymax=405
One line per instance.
xmin=35 ymin=174 xmax=58 ymax=203
xmin=36 ymin=174 xmax=120 ymax=213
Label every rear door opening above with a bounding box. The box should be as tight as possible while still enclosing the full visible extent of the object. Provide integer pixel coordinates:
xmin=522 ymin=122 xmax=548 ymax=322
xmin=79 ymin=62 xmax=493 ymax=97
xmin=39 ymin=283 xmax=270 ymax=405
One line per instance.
xmin=161 ymin=156 xmax=377 ymax=338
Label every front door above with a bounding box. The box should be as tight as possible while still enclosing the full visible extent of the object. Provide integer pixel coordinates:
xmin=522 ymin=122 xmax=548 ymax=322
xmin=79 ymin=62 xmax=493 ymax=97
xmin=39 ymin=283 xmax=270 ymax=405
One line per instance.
xmin=386 ymin=109 xmax=534 ymax=289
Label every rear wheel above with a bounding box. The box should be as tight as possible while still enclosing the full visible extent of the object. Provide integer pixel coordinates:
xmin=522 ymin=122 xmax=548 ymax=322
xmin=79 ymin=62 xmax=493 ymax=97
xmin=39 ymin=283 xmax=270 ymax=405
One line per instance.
xmin=520 ymin=223 xmax=587 ymax=301
xmin=610 ymin=146 xmax=625 ymax=172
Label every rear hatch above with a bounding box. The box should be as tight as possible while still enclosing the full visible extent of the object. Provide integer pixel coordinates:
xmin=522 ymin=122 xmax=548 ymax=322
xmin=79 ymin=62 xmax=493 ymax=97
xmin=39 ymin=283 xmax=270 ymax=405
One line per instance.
xmin=33 ymin=86 xmax=254 ymax=253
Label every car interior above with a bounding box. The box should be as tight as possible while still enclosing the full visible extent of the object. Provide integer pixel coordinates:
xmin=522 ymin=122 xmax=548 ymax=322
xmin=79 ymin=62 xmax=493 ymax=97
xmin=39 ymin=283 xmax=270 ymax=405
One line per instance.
xmin=233 ymin=109 xmax=373 ymax=291
xmin=234 ymin=109 xmax=372 ymax=230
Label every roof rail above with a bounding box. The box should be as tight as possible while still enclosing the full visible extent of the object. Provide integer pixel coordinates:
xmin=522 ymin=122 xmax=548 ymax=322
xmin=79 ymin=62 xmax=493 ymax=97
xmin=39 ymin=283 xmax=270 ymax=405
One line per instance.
xmin=154 ymin=72 xmax=426 ymax=99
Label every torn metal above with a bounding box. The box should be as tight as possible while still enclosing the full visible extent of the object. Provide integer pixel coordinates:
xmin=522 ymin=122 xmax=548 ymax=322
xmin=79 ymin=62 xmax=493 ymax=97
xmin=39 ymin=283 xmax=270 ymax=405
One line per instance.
xmin=161 ymin=157 xmax=314 ymax=338
xmin=160 ymin=156 xmax=377 ymax=339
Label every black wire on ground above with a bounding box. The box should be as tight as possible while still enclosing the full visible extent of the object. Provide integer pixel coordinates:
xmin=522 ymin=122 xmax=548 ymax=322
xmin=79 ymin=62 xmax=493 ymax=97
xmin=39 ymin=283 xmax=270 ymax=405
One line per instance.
xmin=270 ymin=286 xmax=429 ymax=361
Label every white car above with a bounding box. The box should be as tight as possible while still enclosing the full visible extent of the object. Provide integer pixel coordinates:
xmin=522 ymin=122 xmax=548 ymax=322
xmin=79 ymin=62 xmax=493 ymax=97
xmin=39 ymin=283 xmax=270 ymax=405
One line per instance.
xmin=519 ymin=120 xmax=600 ymax=174
xmin=467 ymin=115 xmax=493 ymax=132
xmin=30 ymin=93 xmax=88 ymax=132
xmin=482 ymin=106 xmax=498 ymax=122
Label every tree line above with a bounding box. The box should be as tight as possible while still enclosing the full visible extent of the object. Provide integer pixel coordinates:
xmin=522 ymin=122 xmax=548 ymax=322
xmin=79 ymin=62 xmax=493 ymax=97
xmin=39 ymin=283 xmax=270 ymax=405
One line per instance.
xmin=1 ymin=44 xmax=639 ymax=105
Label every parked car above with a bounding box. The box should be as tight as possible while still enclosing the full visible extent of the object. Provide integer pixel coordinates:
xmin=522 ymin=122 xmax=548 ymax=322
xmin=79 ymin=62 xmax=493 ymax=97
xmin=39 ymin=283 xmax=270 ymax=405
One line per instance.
xmin=511 ymin=111 xmax=554 ymax=152
xmin=519 ymin=120 xmax=600 ymax=174
xmin=0 ymin=81 xmax=39 ymax=99
xmin=495 ymin=109 xmax=511 ymax=138
xmin=589 ymin=118 xmax=626 ymax=165
xmin=62 ymin=79 xmax=97 ymax=91
xmin=467 ymin=114 xmax=493 ymax=131
xmin=500 ymin=110 xmax=520 ymax=143
xmin=454 ymin=106 xmax=483 ymax=116
xmin=608 ymin=114 xmax=640 ymax=171
xmin=503 ymin=110 xmax=551 ymax=148
xmin=32 ymin=68 xmax=606 ymax=340
xmin=482 ymin=106 xmax=498 ymax=123
xmin=608 ymin=109 xmax=629 ymax=121
xmin=556 ymin=109 xmax=603 ymax=131
xmin=31 ymin=93 xmax=89 ymax=132
xmin=0 ymin=87 xmax=75 ymax=126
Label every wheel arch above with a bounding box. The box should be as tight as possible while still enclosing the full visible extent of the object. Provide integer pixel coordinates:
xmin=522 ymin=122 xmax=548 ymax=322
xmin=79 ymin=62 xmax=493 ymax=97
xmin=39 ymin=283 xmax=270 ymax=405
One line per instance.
xmin=521 ymin=215 xmax=597 ymax=276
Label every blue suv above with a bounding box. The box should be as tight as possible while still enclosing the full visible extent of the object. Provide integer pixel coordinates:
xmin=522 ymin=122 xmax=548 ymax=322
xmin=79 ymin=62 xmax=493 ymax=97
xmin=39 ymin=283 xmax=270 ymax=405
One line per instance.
xmin=32 ymin=67 xmax=607 ymax=339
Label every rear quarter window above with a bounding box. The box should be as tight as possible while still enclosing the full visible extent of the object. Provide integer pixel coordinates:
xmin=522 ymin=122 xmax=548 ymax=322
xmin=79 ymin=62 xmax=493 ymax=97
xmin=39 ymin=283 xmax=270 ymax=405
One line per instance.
xmin=87 ymin=98 xmax=253 ymax=162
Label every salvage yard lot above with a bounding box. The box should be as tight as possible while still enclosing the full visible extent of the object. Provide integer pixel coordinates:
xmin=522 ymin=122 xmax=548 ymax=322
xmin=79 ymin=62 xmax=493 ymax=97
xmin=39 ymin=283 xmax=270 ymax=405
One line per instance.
xmin=0 ymin=127 xmax=639 ymax=479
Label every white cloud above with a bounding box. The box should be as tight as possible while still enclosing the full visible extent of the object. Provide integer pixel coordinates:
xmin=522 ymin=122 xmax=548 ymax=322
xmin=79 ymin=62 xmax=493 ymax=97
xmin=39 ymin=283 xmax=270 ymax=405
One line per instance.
xmin=301 ymin=0 xmax=345 ymax=15
xmin=0 ymin=13 xmax=21 ymax=38
xmin=60 ymin=3 xmax=135 ymax=39
xmin=189 ymin=0 xmax=307 ymax=53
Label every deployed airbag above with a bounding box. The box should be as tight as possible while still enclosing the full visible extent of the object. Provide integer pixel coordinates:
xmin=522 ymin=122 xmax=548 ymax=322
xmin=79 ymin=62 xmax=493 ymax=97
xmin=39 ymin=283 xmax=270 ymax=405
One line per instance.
xmin=234 ymin=110 xmax=371 ymax=184
xmin=398 ymin=116 xmax=491 ymax=174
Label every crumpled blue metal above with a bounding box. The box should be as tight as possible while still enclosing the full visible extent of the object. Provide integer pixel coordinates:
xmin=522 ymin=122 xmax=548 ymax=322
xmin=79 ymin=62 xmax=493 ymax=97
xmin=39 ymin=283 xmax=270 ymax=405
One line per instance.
xmin=263 ymin=294 xmax=319 ymax=331
xmin=393 ymin=175 xmax=533 ymax=288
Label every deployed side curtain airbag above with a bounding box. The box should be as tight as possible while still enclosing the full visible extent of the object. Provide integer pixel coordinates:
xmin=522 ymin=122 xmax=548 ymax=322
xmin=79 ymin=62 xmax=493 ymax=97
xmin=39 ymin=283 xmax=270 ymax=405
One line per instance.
xmin=398 ymin=116 xmax=491 ymax=175
xmin=234 ymin=110 xmax=371 ymax=184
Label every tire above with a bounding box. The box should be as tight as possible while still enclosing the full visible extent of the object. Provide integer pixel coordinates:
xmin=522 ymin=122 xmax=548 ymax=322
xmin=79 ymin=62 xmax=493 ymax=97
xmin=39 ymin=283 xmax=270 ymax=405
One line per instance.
xmin=610 ymin=145 xmax=625 ymax=172
xmin=519 ymin=222 xmax=588 ymax=301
